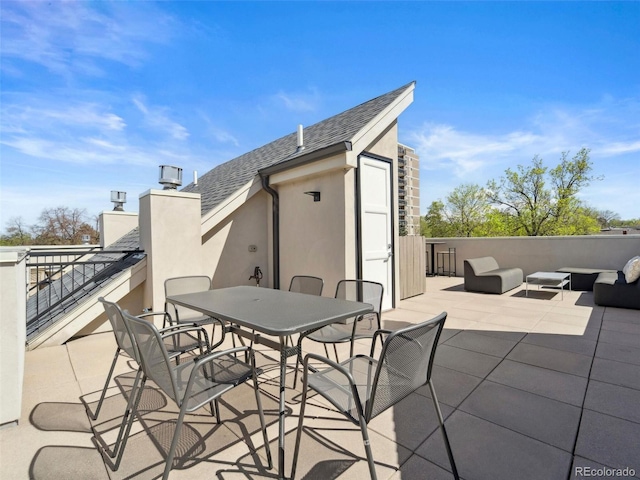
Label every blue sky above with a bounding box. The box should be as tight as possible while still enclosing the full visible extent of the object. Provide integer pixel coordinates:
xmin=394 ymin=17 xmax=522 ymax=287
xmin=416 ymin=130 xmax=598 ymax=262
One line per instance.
xmin=1 ymin=1 xmax=639 ymax=234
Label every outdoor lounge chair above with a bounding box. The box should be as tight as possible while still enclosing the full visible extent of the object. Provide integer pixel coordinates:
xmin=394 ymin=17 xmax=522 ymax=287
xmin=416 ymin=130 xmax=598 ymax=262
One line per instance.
xmin=122 ymin=310 xmax=272 ymax=480
xmin=464 ymin=256 xmax=523 ymax=294
xmin=90 ymin=298 xmax=211 ymax=470
xmin=292 ymin=312 xmax=459 ymax=480
xmin=293 ymin=279 xmax=383 ymax=387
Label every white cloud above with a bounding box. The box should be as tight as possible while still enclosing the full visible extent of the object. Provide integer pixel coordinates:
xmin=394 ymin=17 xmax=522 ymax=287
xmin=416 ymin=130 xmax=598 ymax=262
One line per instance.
xmin=132 ymin=95 xmax=189 ymax=140
xmin=408 ymin=98 xmax=640 ymax=180
xmin=0 ymin=1 xmax=176 ymax=77
xmin=273 ymin=88 xmax=320 ymax=112
xmin=407 ymin=123 xmax=544 ymax=177
xmin=409 ymin=97 xmax=640 ymax=219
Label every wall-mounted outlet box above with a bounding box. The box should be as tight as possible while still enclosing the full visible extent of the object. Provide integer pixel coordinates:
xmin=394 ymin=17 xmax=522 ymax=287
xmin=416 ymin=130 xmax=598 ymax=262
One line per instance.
xmin=248 ymin=245 xmax=257 ymax=252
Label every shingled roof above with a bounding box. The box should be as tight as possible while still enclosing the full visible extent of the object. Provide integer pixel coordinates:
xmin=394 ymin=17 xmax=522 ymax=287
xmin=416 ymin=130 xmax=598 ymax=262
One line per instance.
xmin=182 ymin=81 xmax=415 ymax=216
xmin=26 ymin=82 xmax=414 ymax=341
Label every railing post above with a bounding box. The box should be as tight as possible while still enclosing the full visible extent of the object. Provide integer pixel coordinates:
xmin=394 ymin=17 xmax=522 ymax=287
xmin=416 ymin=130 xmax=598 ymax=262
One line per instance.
xmin=0 ymin=248 xmax=28 ymax=428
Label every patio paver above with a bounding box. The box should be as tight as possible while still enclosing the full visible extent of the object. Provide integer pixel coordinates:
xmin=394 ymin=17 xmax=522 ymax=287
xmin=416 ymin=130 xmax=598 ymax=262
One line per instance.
xmin=2 ymin=276 xmax=639 ymax=480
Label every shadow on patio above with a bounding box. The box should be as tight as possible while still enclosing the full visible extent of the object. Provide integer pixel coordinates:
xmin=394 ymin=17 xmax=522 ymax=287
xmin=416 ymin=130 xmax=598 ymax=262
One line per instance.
xmin=2 ymin=276 xmax=638 ymax=480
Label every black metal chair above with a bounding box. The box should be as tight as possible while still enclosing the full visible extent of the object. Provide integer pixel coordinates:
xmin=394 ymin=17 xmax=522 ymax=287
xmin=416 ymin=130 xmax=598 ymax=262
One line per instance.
xmin=90 ymin=298 xmax=211 ymax=470
xmin=293 ymin=280 xmax=383 ymax=387
xmin=122 ymin=310 xmax=272 ymax=480
xmin=292 ymin=312 xmax=459 ymax=480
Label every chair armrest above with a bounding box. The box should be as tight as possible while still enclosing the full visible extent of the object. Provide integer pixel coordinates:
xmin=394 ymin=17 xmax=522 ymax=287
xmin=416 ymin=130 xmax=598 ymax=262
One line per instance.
xmin=138 ymin=310 xmax=174 ymax=327
xmin=370 ymin=329 xmax=393 ymax=356
xmin=159 ymin=325 xmax=211 ymax=352
xmin=302 ymin=352 xmax=375 ymax=418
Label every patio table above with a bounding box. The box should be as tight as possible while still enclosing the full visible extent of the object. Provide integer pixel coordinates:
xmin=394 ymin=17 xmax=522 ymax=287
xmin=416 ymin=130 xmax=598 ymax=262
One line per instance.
xmin=166 ymin=285 xmax=373 ymax=479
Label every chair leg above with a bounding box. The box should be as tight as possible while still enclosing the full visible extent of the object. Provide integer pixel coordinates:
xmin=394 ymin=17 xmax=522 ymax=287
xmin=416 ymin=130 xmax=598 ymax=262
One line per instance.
xmin=209 ymin=399 xmax=221 ymax=424
xmin=293 ymin=336 xmax=305 ymax=389
xmin=104 ymin=374 xmax=146 ymax=472
xmin=107 ymin=368 xmax=143 ymax=459
xmin=163 ymin=400 xmax=191 ymax=480
xmin=89 ymin=348 xmax=120 ymax=420
xmin=291 ymin=365 xmax=310 ymax=479
xmin=358 ymin=420 xmax=377 ymax=480
xmin=251 ymin=370 xmax=273 ymax=469
xmin=428 ymin=380 xmax=459 ymax=480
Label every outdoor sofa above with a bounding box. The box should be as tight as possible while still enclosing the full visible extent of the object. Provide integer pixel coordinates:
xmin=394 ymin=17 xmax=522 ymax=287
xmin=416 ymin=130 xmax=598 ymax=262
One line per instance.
xmin=464 ymin=256 xmax=523 ymax=294
xmin=558 ymin=256 xmax=640 ymax=310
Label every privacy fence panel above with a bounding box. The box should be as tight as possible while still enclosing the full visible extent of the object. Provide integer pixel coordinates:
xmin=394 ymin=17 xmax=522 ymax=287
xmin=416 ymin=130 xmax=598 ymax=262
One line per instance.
xmin=398 ymin=236 xmax=426 ymax=299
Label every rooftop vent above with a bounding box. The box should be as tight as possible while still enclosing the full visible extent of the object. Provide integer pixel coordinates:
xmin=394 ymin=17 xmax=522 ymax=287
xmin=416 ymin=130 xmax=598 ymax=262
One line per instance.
xmin=296 ymin=124 xmax=305 ymax=152
xmin=159 ymin=165 xmax=182 ymax=190
xmin=110 ymin=190 xmax=126 ymax=211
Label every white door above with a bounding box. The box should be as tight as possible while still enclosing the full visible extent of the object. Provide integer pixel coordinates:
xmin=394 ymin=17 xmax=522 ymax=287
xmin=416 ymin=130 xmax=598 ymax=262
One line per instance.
xmin=359 ymin=155 xmax=393 ymax=311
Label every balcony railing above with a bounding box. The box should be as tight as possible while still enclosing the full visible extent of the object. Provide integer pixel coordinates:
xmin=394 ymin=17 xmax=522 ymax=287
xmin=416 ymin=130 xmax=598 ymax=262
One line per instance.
xmin=26 ymin=247 xmax=144 ymax=338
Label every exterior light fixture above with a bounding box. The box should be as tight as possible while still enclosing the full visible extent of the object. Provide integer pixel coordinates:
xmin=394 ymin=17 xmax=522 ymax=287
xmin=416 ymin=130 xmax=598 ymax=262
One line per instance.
xmin=304 ymin=191 xmax=321 ymax=202
xmin=81 ymin=234 xmax=91 ymax=244
xmin=110 ymin=191 xmax=127 ymax=211
xmin=159 ymin=165 xmax=183 ymax=190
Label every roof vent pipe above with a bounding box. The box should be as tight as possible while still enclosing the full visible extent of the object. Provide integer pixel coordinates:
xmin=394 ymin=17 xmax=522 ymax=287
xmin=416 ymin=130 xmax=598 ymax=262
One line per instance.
xmin=296 ymin=124 xmax=305 ymax=152
xmin=193 ymin=170 xmax=198 ymax=186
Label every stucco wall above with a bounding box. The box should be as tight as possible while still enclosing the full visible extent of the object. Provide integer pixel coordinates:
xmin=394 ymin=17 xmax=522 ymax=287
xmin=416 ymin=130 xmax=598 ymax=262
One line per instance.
xmin=278 ymin=169 xmax=353 ymax=296
xmin=139 ymin=189 xmax=203 ymax=310
xmin=425 ymin=235 xmax=640 ymax=277
xmin=0 ymin=249 xmax=27 ymax=426
xmin=202 ymin=190 xmax=270 ymax=289
xmin=99 ymin=211 xmax=139 ymax=248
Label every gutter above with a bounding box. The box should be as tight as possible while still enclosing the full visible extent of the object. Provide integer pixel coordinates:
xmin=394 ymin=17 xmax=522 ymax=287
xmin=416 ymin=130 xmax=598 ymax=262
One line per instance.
xmin=258 ymin=141 xmax=352 ymax=176
xmin=258 ymin=140 xmax=352 ymax=289
xmin=259 ymin=172 xmax=280 ymax=289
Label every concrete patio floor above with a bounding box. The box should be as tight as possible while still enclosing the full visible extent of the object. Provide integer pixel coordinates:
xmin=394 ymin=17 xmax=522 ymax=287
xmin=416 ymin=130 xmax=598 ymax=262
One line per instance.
xmin=2 ymin=276 xmax=639 ymax=479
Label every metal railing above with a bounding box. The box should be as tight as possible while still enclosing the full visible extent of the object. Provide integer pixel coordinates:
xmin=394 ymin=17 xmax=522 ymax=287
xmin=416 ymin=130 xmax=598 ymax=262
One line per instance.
xmin=26 ymin=247 xmax=144 ymax=338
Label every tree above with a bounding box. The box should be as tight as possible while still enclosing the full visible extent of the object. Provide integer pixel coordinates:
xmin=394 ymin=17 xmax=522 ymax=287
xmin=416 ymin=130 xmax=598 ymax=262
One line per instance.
xmin=423 ymin=200 xmax=454 ymax=237
xmin=486 ymin=148 xmax=599 ymax=236
xmin=0 ymin=217 xmax=34 ymax=246
xmin=444 ymin=184 xmax=490 ymax=237
xmin=32 ymin=206 xmax=99 ymax=245
xmin=596 ymin=209 xmax=620 ymax=229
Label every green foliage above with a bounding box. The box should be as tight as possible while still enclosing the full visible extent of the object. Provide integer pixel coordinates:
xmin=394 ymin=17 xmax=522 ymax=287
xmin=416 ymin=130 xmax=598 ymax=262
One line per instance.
xmin=0 ymin=217 xmax=34 ymax=246
xmin=423 ymin=148 xmax=606 ymax=237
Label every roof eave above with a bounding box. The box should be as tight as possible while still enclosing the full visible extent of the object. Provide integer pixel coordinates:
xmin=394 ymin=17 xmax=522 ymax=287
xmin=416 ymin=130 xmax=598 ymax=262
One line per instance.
xmin=258 ymin=141 xmax=353 ymax=177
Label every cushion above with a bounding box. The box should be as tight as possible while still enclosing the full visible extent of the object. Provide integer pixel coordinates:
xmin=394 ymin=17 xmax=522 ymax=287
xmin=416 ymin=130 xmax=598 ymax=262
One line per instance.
xmin=623 ymin=256 xmax=640 ymax=283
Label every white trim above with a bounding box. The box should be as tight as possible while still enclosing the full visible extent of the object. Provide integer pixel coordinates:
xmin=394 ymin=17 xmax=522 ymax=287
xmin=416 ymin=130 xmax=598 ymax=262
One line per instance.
xmin=268 ymin=153 xmax=351 ymax=185
xmin=200 ymin=177 xmax=264 ymax=236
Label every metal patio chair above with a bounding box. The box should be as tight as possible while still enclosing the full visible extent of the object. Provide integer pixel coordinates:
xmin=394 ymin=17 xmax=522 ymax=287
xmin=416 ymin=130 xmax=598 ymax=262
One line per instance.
xmin=283 ymin=275 xmax=324 ymax=347
xmin=293 ymin=279 xmax=383 ymax=387
xmin=292 ymin=312 xmax=459 ymax=480
xmin=289 ymin=275 xmax=324 ymax=297
xmin=90 ymin=298 xmax=211 ymax=470
xmin=122 ymin=310 xmax=272 ymax=480
xmin=164 ymin=275 xmax=217 ymax=328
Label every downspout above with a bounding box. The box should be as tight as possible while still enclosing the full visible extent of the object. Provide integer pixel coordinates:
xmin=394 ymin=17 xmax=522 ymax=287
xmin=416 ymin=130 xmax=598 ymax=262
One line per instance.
xmin=259 ymin=172 xmax=280 ymax=289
